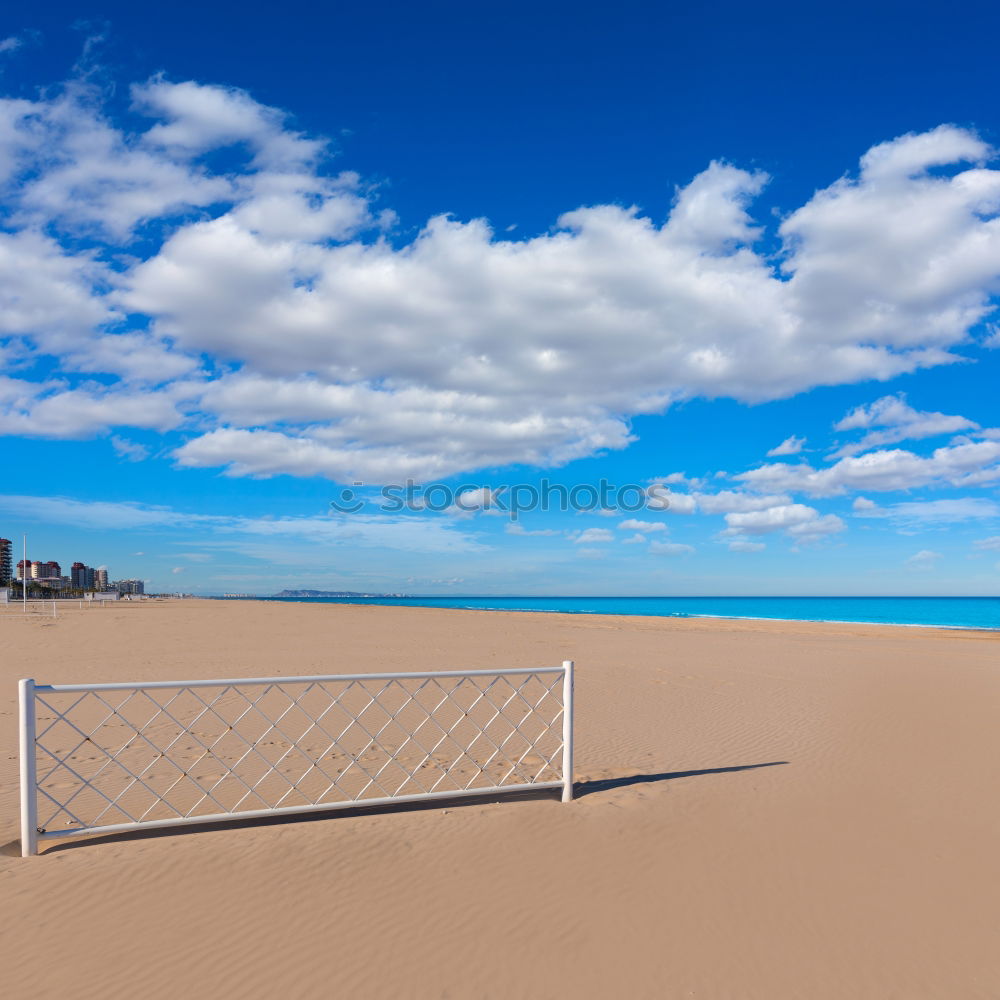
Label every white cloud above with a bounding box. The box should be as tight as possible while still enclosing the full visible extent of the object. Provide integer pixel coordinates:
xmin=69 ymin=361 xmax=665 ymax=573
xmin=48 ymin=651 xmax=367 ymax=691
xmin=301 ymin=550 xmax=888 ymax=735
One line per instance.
xmin=973 ymin=536 xmax=1000 ymax=551
xmin=786 ymin=514 xmax=846 ymax=542
xmin=728 ymin=539 xmax=765 ymax=552
xmin=651 ymin=472 xmax=703 ymax=488
xmin=110 ymin=435 xmax=150 ymax=462
xmin=852 ymin=497 xmax=1000 ymax=525
xmin=858 ymin=126 xmax=988 ymax=181
xmin=505 ymin=523 xmax=559 ymax=537
xmin=831 ymin=395 xmax=978 ymax=457
xmin=171 ymin=566 xmax=185 ymax=574
xmin=0 ymin=384 xmax=185 ymax=439
xmin=1 ymin=75 xmax=1000 ymax=482
xmin=574 ymin=528 xmax=614 ymax=544
xmin=694 ymin=490 xmax=792 ymax=513
xmin=0 ymin=494 xmax=203 ymax=530
xmin=6 ymin=84 xmax=233 ymax=238
xmin=721 ymin=503 xmax=846 ymax=543
xmin=0 ymin=494 xmax=486 ymax=554
xmin=659 ymin=492 xmax=698 ymax=514
xmin=905 ymin=549 xmax=942 ymax=570
xmin=0 ymin=37 xmax=22 ymax=54
xmin=723 ymin=503 xmax=825 ymax=534
xmin=449 ymin=486 xmax=506 ymax=516
xmin=622 ymin=533 xmax=647 ymax=544
xmin=649 ymin=541 xmax=695 ymax=555
xmin=618 ymin=518 xmax=667 ymax=533
xmin=134 ymin=79 xmax=323 ymax=170
xmin=767 ymin=435 xmax=806 ymax=457
xmin=737 ymin=439 xmax=1000 ymax=497
xmin=0 ymin=228 xmax=115 ymax=347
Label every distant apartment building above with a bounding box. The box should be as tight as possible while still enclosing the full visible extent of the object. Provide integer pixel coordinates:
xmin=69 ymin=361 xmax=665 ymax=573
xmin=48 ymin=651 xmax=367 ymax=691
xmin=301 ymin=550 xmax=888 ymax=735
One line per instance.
xmin=13 ymin=557 xmax=68 ymax=590
xmin=114 ymin=579 xmax=145 ymax=595
xmin=6 ymin=552 xmax=116 ymax=591
xmin=19 ymin=560 xmax=60 ymax=580
xmin=70 ymin=562 xmax=97 ymax=589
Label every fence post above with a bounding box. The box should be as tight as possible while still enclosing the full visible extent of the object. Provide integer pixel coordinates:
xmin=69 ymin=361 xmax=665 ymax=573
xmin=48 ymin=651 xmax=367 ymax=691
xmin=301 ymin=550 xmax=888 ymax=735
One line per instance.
xmin=561 ymin=660 xmax=574 ymax=802
xmin=19 ymin=678 xmax=38 ymax=857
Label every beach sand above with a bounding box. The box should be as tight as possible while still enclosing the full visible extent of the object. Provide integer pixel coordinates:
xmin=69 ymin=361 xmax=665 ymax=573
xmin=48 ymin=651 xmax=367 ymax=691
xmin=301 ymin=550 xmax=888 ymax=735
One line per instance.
xmin=2 ymin=599 xmax=999 ymax=999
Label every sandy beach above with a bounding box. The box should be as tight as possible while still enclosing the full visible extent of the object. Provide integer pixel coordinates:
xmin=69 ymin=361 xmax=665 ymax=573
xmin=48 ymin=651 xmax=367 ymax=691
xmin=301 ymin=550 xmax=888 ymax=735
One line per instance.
xmin=2 ymin=598 xmax=999 ymax=999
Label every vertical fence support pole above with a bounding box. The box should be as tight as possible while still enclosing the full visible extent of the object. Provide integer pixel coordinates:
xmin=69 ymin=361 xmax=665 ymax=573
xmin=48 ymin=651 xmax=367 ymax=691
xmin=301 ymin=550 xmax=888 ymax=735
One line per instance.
xmin=19 ymin=678 xmax=38 ymax=857
xmin=561 ymin=660 xmax=574 ymax=803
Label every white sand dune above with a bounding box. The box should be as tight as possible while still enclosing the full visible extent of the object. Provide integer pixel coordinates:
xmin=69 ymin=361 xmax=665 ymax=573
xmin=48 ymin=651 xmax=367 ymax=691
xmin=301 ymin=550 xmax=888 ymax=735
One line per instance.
xmin=2 ymin=600 xmax=999 ymax=998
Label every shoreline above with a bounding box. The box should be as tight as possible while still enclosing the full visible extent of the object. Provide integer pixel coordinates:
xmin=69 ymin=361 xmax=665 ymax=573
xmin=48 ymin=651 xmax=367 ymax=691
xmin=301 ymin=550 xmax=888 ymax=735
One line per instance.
xmin=231 ymin=596 xmax=1000 ymax=635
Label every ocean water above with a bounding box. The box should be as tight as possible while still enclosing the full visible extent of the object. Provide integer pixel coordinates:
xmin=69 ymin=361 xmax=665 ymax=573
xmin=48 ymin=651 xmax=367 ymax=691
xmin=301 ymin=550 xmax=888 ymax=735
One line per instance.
xmin=256 ymin=595 xmax=1000 ymax=630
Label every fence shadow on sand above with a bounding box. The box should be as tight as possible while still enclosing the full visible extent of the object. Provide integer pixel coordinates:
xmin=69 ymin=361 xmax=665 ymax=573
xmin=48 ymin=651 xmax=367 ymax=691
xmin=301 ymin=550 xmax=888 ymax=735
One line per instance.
xmin=3 ymin=761 xmax=789 ymax=856
xmin=573 ymin=760 xmax=788 ymax=797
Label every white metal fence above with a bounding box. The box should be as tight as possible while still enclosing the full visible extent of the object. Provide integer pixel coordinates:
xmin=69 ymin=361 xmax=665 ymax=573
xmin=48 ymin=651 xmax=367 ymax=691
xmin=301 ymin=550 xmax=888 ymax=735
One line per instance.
xmin=18 ymin=662 xmax=574 ymax=856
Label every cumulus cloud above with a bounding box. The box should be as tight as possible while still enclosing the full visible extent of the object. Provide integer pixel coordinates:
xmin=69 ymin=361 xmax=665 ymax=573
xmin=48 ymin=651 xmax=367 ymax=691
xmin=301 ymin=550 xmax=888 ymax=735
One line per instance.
xmin=0 ymin=383 xmax=186 ymax=439
xmin=574 ymin=528 xmax=614 ymax=544
xmin=649 ymin=541 xmax=695 ymax=555
xmin=831 ymin=395 xmax=979 ymax=457
xmin=659 ymin=492 xmax=698 ymax=514
xmin=651 ymin=472 xmax=704 ymax=488
xmin=721 ymin=503 xmax=846 ymax=543
xmin=1 ymin=72 xmax=1000 ymax=482
xmin=505 ymin=523 xmax=559 ymax=536
xmin=737 ymin=439 xmax=1000 ymax=497
xmin=852 ymin=497 xmax=1000 ymax=525
xmin=905 ymin=549 xmax=942 ymax=570
xmin=448 ymin=486 xmax=507 ymax=516
xmin=618 ymin=518 xmax=667 ymax=533
xmin=767 ymin=435 xmax=806 ymax=457
xmin=694 ymin=490 xmax=792 ymax=513
xmin=134 ymin=78 xmax=323 ymax=170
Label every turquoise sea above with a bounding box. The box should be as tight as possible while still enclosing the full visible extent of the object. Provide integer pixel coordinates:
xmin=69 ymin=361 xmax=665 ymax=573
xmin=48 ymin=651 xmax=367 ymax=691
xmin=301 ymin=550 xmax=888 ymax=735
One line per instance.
xmin=256 ymin=595 xmax=1000 ymax=631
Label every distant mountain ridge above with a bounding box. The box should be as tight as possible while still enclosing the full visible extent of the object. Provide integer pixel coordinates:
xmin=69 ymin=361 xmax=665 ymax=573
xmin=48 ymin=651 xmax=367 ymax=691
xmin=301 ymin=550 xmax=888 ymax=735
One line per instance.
xmin=272 ymin=589 xmax=409 ymax=598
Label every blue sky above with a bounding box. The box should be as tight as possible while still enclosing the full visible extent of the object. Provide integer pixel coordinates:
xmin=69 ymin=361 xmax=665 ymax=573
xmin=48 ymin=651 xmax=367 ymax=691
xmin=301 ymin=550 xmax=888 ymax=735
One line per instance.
xmin=1 ymin=1 xmax=1000 ymax=595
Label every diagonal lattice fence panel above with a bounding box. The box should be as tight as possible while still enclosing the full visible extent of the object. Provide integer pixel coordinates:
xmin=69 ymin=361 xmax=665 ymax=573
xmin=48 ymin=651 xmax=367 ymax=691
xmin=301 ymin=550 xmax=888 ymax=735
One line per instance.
xmin=18 ymin=664 xmax=574 ymax=855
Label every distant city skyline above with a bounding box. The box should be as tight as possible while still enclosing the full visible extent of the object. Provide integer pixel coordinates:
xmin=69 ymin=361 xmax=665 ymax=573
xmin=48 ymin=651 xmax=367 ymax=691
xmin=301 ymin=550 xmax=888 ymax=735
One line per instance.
xmin=0 ymin=536 xmax=143 ymax=594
